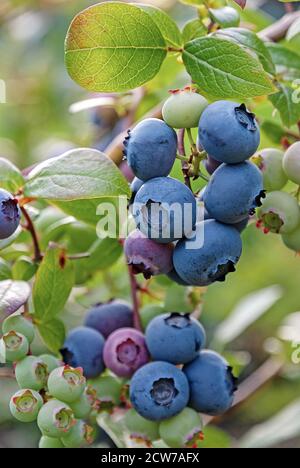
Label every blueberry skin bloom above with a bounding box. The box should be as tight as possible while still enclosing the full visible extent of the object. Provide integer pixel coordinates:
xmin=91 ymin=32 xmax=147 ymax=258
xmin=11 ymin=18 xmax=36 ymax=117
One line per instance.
xmin=103 ymin=328 xmax=150 ymax=378
xmin=85 ymin=300 xmax=133 ymax=339
xmin=203 ymin=161 xmax=264 ymax=224
xmin=61 ymin=327 xmax=105 ymax=379
xmin=183 ymin=350 xmax=237 ymax=416
xmin=130 ymin=362 xmax=190 ymax=421
xmin=198 ymin=101 xmax=260 ymax=164
xmin=0 ymin=189 xmax=21 ymax=239
xmin=123 ymin=118 xmax=177 ymax=181
xmin=133 ymin=177 xmax=197 ymax=243
xmin=145 ymin=313 xmax=206 ymax=365
xmin=124 ymin=229 xmax=174 ymax=279
xmin=173 ymin=220 xmax=242 ymax=286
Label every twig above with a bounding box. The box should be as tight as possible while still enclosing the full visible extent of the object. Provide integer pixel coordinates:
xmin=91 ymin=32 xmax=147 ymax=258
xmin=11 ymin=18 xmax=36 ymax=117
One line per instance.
xmin=0 ymin=367 xmax=14 ymax=379
xmin=20 ymin=206 xmax=42 ymax=262
xmin=127 ymin=265 xmax=142 ymax=331
xmin=258 ymin=11 xmax=300 ymax=41
xmin=203 ymin=356 xmax=284 ymax=426
xmin=178 ymin=129 xmax=192 ymax=190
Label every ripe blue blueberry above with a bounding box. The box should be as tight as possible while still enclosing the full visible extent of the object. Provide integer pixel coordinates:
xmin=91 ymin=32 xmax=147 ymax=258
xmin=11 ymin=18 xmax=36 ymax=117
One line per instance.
xmin=145 ymin=313 xmax=206 ymax=364
xmin=130 ymin=361 xmax=190 ymax=421
xmin=85 ymin=300 xmax=133 ymax=338
xmin=0 ymin=189 xmax=21 ymax=240
xmin=133 ymin=177 xmax=197 ymax=243
xmin=173 ymin=220 xmax=242 ymax=286
xmin=198 ymin=101 xmax=260 ymax=164
xmin=124 ymin=229 xmax=173 ymax=278
xmin=204 ymin=155 xmax=222 ymax=175
xmin=123 ymin=118 xmax=177 ymax=181
xmin=183 ymin=350 xmax=237 ymax=415
xmin=61 ymin=327 xmax=105 ymax=379
xmin=103 ymin=328 xmax=149 ymax=378
xmin=167 ymin=269 xmax=190 ymax=286
xmin=203 ymin=162 xmax=264 ymax=224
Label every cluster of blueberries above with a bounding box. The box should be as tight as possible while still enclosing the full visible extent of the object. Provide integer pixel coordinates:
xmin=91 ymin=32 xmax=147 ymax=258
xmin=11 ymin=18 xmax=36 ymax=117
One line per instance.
xmin=124 ymin=90 xmax=264 ymax=287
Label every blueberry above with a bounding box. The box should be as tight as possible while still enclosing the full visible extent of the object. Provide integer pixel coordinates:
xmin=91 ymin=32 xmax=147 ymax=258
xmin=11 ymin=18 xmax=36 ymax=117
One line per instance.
xmin=103 ymin=328 xmax=149 ymax=378
xmin=162 ymin=89 xmax=208 ymax=129
xmin=10 ymin=389 xmax=43 ymax=423
xmin=159 ymin=407 xmax=203 ymax=448
xmin=167 ymin=268 xmax=190 ymax=286
xmin=203 ymin=162 xmax=264 ymax=224
xmin=69 ymin=386 xmax=95 ymax=419
xmin=1 ymin=331 xmax=29 ymax=362
xmin=61 ymin=420 xmax=94 ymax=448
xmin=37 ymin=399 xmax=75 ymax=438
xmin=173 ymin=220 xmax=242 ymax=286
xmin=61 ymin=327 xmax=105 ymax=379
xmin=133 ymin=177 xmax=197 ymax=243
xmin=123 ymin=118 xmax=177 ymax=181
xmin=39 ymin=436 xmax=65 ymax=449
xmin=85 ymin=300 xmax=133 ymax=338
xmin=183 ymin=350 xmax=237 ymax=416
xmin=129 ymin=177 xmax=145 ymax=206
xmin=251 ymin=148 xmax=287 ymax=191
xmin=2 ymin=313 xmax=35 ymax=344
xmin=47 ymin=366 xmax=86 ymax=403
xmin=283 ymin=142 xmax=300 ymax=185
xmin=198 ymin=101 xmax=260 ymax=164
xmin=233 ymin=217 xmax=249 ymax=233
xmin=129 ymin=361 xmax=190 ymax=421
xmin=89 ymin=375 xmax=123 ymax=408
xmin=204 ymin=155 xmax=222 ymax=175
xmin=282 ymin=222 xmax=300 ymax=252
xmin=124 ymin=408 xmax=160 ymax=443
xmin=15 ymin=356 xmax=49 ymax=391
xmin=124 ymin=229 xmax=173 ymax=279
xmin=39 ymin=354 xmax=61 ymax=373
xmin=0 ymin=189 xmax=21 ymax=240
xmin=145 ymin=313 xmax=206 ymax=364
xmin=257 ymin=191 xmax=300 ymax=234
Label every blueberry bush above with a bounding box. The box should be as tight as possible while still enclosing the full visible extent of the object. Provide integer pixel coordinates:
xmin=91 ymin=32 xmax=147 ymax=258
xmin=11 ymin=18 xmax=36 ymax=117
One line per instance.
xmin=1 ymin=0 xmax=300 ymax=449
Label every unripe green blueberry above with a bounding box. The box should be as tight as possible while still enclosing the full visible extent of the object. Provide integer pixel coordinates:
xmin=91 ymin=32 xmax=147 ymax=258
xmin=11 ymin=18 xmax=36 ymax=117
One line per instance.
xmin=282 ymin=222 xmax=300 ymax=252
xmin=39 ymin=436 xmax=65 ymax=449
xmin=90 ymin=375 xmax=123 ymax=411
xmin=1 ymin=331 xmax=29 ymax=362
xmin=48 ymin=366 xmax=86 ymax=403
xmin=69 ymin=386 xmax=95 ymax=419
xmin=15 ymin=356 xmax=49 ymax=391
xmin=159 ymin=408 xmax=203 ymax=448
xmin=124 ymin=408 xmax=160 ymax=443
xmin=162 ymin=89 xmax=208 ymax=129
xmin=2 ymin=313 xmax=35 ymax=344
xmin=10 ymin=389 xmax=43 ymax=423
xmin=251 ymin=148 xmax=287 ymax=191
xmin=40 ymin=354 xmax=61 ymax=373
xmin=37 ymin=399 xmax=75 ymax=438
xmin=283 ymin=142 xmax=300 ymax=185
xmin=61 ymin=420 xmax=95 ymax=448
xmin=257 ymin=191 xmax=300 ymax=234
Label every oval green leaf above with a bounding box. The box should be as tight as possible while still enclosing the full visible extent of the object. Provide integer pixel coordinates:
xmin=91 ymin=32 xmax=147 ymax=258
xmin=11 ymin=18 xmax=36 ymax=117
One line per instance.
xmin=24 ymin=148 xmax=131 ymax=201
xmin=209 ymin=7 xmax=240 ymax=29
xmin=182 ymin=19 xmax=207 ymax=43
xmin=0 ymin=158 xmax=25 ymax=193
xmin=183 ymin=36 xmax=276 ymax=99
xmin=65 ymin=2 xmax=167 ymax=92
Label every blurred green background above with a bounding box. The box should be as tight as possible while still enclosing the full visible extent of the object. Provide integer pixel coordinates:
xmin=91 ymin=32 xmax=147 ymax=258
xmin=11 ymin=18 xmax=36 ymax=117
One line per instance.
xmin=1 ymin=0 xmax=300 ymax=449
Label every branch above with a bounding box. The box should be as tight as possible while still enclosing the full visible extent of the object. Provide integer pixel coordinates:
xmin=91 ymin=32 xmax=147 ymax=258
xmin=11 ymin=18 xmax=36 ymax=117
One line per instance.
xmin=0 ymin=367 xmax=14 ymax=379
xmin=178 ymin=129 xmax=192 ymax=190
xmin=21 ymin=206 xmax=42 ymax=262
xmin=127 ymin=265 xmax=142 ymax=331
xmin=258 ymin=11 xmax=300 ymax=42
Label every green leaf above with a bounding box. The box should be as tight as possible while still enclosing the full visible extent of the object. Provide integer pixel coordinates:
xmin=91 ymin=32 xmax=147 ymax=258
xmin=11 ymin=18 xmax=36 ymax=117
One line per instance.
xmin=209 ymin=7 xmax=240 ymax=29
xmin=33 ymin=244 xmax=75 ymax=322
xmin=37 ymin=318 xmax=66 ymax=354
xmin=135 ymin=4 xmax=182 ymax=47
xmin=267 ymin=43 xmax=300 ymax=74
xmin=65 ymin=2 xmax=167 ymax=92
xmin=0 ymin=280 xmax=31 ymax=321
xmin=183 ymin=36 xmax=276 ymax=99
xmin=12 ymin=256 xmax=38 ymax=281
xmin=0 ymin=158 xmax=25 ymax=193
xmin=86 ymin=238 xmax=123 ymax=271
xmin=261 ymin=121 xmax=286 ymax=144
xmin=24 ymin=148 xmax=131 ymax=201
xmin=0 ymin=259 xmax=11 ymax=281
xmin=182 ymin=19 xmax=207 ymax=43
xmin=287 ymin=17 xmax=300 ymax=42
xmin=214 ymin=286 xmax=282 ymax=346
xmin=164 ymin=284 xmax=194 ymax=314
xmin=269 ymin=84 xmax=300 ymax=128
xmin=215 ymin=28 xmax=275 ymax=75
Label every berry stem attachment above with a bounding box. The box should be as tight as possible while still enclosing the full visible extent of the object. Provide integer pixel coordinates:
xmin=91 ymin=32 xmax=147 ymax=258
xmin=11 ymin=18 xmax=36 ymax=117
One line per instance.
xmin=176 ymin=153 xmax=189 ymax=162
xmin=20 ymin=206 xmax=42 ymax=263
xmin=127 ymin=264 xmax=143 ymax=331
xmin=167 ymin=46 xmax=183 ymax=53
xmin=178 ymin=129 xmax=192 ymax=190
